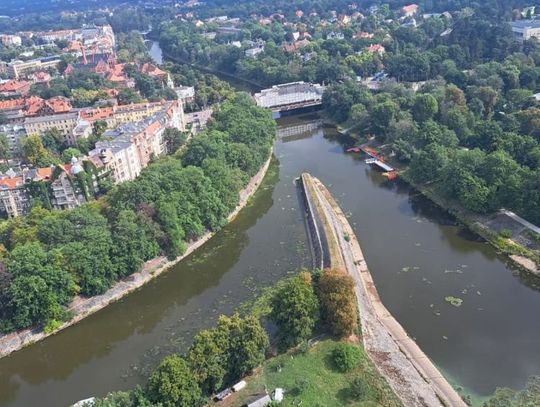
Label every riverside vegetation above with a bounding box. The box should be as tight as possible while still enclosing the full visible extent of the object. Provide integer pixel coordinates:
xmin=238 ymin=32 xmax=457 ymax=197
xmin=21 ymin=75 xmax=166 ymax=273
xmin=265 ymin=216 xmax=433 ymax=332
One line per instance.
xmin=154 ymin=0 xmax=540 ymax=262
xmin=0 ymin=93 xmax=275 ymax=334
xmin=92 ymin=269 xmax=401 ymax=407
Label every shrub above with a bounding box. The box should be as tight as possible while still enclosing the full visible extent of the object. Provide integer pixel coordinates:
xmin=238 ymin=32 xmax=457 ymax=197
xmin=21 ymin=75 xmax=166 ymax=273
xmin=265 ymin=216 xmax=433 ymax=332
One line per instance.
xmin=499 ymin=228 xmax=513 ymax=238
xmin=332 ymin=342 xmax=362 ymax=372
xmin=349 ymin=376 xmax=367 ymax=399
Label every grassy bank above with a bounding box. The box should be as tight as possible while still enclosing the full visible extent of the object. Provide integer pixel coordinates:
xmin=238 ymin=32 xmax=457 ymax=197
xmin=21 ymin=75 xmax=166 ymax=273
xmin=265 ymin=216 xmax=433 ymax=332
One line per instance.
xmin=221 ymin=339 xmax=402 ymax=407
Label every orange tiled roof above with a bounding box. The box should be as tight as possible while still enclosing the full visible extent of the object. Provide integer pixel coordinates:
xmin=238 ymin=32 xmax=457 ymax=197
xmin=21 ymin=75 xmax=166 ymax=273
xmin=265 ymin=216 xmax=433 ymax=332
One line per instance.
xmin=0 ymin=176 xmax=23 ymax=190
xmin=141 ymin=63 xmax=166 ymax=77
xmin=80 ymin=106 xmax=114 ymax=121
xmin=35 ymin=167 xmax=53 ymax=180
xmin=0 ymin=80 xmax=31 ymax=93
xmin=46 ymin=96 xmax=72 ymax=114
xmin=0 ymin=98 xmax=24 ymax=111
xmin=24 ymin=96 xmax=45 ymax=116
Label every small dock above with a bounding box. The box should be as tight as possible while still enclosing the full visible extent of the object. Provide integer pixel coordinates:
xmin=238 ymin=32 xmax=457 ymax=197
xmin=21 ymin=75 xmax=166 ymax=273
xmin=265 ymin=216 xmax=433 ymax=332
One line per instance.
xmin=347 ymin=145 xmax=397 ymax=179
xmin=365 ymin=157 xmax=394 ymax=172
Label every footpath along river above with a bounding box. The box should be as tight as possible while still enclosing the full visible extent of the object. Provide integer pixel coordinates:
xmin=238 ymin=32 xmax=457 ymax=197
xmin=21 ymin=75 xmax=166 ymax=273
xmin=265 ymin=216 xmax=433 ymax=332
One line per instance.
xmin=2 ymin=115 xmax=540 ymax=406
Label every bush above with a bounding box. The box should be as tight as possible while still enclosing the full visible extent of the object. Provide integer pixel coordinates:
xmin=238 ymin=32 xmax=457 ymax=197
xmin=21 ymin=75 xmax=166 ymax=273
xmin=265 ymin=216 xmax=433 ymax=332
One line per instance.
xmin=332 ymin=342 xmax=362 ymax=372
xmin=349 ymin=376 xmax=367 ymax=399
xmin=499 ymin=228 xmax=513 ymax=238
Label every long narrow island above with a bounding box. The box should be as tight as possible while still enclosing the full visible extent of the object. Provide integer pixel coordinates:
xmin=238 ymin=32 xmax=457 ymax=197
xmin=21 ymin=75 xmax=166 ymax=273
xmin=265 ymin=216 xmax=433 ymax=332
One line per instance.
xmin=299 ymin=173 xmax=466 ymax=407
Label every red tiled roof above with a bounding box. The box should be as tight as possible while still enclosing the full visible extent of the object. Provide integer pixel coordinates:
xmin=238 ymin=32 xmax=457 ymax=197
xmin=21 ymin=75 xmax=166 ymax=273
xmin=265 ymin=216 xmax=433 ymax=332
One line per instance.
xmin=0 ymin=98 xmax=24 ymax=111
xmin=402 ymin=4 xmax=419 ymax=13
xmin=0 ymin=80 xmax=31 ymax=93
xmin=0 ymin=176 xmax=23 ymax=189
xmin=141 ymin=63 xmax=166 ymax=77
xmin=35 ymin=167 xmax=53 ymax=180
xmin=46 ymin=96 xmax=72 ymax=114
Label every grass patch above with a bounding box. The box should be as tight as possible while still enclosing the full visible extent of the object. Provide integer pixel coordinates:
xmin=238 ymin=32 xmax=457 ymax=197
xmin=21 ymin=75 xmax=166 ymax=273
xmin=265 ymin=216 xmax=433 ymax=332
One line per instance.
xmin=231 ymin=339 xmax=402 ymax=407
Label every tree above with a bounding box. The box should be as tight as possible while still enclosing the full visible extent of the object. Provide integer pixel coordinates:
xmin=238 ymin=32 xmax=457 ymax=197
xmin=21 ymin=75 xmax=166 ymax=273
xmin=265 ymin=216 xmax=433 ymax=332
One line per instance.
xmin=147 ymin=355 xmax=202 ymax=407
xmin=163 ymin=128 xmax=187 ymax=154
xmin=271 ymin=271 xmax=319 ymax=348
xmin=21 ymin=135 xmax=58 ymax=167
xmin=412 ymin=94 xmax=438 ymax=122
xmin=332 ymin=342 xmax=362 ymax=372
xmin=4 ymin=242 xmax=76 ymax=330
xmin=118 ymin=88 xmax=143 ymax=105
xmin=318 ymin=268 xmax=357 ymax=337
xmin=61 ymin=148 xmax=82 ymax=163
xmin=187 ymin=328 xmax=229 ymax=394
xmin=0 ymin=132 xmax=10 ymax=165
xmin=41 ymin=128 xmax=65 ymax=154
xmin=93 ymin=120 xmax=108 ymax=138
xmin=220 ymin=314 xmax=269 ymax=381
xmin=371 ymin=101 xmax=397 ymax=134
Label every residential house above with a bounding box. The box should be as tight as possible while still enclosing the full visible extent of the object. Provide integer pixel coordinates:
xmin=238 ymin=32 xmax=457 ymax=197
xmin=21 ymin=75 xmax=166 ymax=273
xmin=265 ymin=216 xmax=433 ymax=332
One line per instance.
xmin=366 ymin=44 xmax=385 ymax=55
xmin=402 ymin=4 xmax=419 ymax=17
xmin=141 ymin=62 xmax=167 ymax=79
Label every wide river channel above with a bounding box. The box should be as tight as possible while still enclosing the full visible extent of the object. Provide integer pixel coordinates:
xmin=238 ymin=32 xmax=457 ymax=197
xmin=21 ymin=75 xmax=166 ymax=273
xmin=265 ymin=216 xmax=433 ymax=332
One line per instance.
xmin=2 ymin=45 xmax=540 ymax=406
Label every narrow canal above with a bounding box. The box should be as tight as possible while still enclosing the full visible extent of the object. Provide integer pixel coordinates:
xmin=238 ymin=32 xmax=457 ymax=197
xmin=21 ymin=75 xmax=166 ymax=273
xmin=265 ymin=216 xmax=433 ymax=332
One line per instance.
xmin=1 ymin=43 xmax=540 ymax=407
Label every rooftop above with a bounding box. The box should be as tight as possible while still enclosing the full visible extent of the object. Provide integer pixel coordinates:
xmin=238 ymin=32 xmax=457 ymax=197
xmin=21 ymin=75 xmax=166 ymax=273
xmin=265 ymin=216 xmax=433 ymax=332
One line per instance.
xmin=510 ymin=19 xmax=540 ymax=29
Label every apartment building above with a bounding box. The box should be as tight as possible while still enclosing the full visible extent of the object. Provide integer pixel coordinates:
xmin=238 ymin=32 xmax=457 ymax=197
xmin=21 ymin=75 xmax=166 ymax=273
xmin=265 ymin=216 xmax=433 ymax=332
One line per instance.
xmin=0 ymin=167 xmax=52 ymax=217
xmin=7 ymin=56 xmax=61 ymax=79
xmin=0 ymin=124 xmax=26 ymax=157
xmin=0 ymin=34 xmax=22 ymax=47
xmin=24 ymin=111 xmax=80 ymax=138
xmin=0 ymin=158 xmax=97 ymax=217
xmin=90 ymin=101 xmax=184 ymax=184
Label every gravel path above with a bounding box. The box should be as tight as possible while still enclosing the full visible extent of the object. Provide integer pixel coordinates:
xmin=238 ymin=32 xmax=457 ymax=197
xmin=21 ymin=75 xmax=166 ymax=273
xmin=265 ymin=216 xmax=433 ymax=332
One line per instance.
xmin=303 ymin=173 xmax=466 ymax=407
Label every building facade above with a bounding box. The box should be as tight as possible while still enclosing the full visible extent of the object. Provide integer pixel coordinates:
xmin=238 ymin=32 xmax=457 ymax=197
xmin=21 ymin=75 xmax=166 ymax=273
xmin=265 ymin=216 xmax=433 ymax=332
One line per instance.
xmin=511 ymin=20 xmax=540 ymax=41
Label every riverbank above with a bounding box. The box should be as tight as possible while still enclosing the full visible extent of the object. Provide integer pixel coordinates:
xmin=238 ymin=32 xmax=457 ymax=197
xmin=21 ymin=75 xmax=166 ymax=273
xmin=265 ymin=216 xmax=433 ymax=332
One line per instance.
xmin=0 ymin=151 xmax=274 ymax=360
xmin=338 ymin=126 xmax=540 ymax=276
xmin=398 ymin=171 xmax=540 ymax=276
xmin=301 ymin=173 xmax=467 ymax=407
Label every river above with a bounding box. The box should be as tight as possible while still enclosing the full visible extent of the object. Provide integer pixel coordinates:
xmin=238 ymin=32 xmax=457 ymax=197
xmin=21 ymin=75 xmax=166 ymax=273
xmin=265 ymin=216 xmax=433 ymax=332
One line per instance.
xmin=1 ymin=43 xmax=540 ymax=407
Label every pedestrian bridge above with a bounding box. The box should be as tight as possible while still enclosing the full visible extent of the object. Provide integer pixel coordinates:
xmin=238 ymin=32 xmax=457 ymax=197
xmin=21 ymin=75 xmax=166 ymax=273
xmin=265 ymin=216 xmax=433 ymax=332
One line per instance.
xmin=254 ymin=81 xmax=324 ymax=112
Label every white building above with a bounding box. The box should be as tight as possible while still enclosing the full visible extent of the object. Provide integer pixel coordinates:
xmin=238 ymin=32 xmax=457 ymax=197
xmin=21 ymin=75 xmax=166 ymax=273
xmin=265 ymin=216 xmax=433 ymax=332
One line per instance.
xmin=0 ymin=34 xmax=22 ymax=47
xmin=510 ymin=19 xmax=540 ymax=41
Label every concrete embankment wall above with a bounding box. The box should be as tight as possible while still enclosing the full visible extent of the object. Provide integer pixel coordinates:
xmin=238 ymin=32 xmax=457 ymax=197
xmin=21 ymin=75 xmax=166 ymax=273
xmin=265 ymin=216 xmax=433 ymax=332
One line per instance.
xmin=297 ymin=173 xmax=326 ymax=270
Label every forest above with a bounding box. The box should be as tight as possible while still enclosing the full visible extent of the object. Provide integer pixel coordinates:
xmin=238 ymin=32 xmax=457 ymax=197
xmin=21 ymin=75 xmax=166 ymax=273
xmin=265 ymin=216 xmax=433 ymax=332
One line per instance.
xmin=155 ymin=1 xmax=540 ymax=225
xmin=0 ymin=93 xmax=275 ymax=333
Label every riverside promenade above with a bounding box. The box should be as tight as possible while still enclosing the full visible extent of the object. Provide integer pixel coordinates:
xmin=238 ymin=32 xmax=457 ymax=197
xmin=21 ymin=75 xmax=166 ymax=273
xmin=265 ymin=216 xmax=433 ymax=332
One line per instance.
xmin=300 ymin=173 xmax=467 ymax=407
